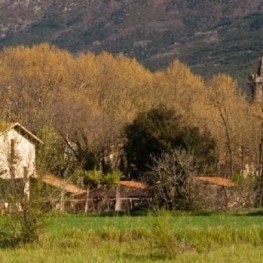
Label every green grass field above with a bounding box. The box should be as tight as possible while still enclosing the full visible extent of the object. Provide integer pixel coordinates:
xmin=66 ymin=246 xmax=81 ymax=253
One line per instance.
xmin=1 ymin=212 xmax=263 ymax=263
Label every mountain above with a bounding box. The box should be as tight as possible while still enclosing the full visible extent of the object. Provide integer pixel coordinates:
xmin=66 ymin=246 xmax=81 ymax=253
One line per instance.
xmin=1 ymin=0 xmax=263 ymax=85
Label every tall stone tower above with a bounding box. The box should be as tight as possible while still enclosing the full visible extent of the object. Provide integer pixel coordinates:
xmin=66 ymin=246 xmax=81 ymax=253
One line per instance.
xmin=248 ymin=55 xmax=263 ymax=102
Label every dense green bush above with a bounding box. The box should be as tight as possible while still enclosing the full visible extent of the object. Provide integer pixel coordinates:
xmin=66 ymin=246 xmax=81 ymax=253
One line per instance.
xmin=123 ymin=106 xmax=217 ymax=179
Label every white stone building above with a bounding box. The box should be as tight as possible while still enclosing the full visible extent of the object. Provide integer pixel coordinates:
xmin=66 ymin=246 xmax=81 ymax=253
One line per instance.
xmin=0 ymin=123 xmax=42 ymax=196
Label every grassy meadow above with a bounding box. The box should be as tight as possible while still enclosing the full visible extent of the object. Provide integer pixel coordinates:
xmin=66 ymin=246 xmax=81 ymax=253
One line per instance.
xmin=1 ymin=212 xmax=263 ymax=262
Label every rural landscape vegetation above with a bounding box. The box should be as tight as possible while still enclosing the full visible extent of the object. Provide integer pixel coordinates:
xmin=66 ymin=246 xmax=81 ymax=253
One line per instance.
xmin=1 ymin=0 xmax=263 ymax=262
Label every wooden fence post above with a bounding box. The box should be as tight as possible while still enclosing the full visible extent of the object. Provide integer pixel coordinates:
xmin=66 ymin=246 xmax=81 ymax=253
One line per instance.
xmin=84 ymin=187 xmax=90 ymax=213
xmin=115 ymin=185 xmax=121 ymax=212
xmin=60 ymin=189 xmax=65 ymax=212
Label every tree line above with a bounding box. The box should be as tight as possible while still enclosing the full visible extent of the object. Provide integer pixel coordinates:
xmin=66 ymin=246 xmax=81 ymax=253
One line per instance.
xmin=0 ymin=43 xmax=261 ymax=183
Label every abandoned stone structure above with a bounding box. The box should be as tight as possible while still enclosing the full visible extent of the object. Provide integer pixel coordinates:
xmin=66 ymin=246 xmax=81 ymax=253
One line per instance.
xmin=248 ymin=55 xmax=263 ymax=102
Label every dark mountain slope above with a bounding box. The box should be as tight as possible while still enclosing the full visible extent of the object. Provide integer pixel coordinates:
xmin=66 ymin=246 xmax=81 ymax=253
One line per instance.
xmin=1 ymin=0 xmax=263 ymax=84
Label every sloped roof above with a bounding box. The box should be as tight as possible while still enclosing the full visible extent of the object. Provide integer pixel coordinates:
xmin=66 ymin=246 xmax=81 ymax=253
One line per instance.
xmin=119 ymin=180 xmax=147 ymax=190
xmin=0 ymin=122 xmax=43 ymax=144
xmin=36 ymin=174 xmax=86 ymax=195
xmin=34 ymin=174 xmax=147 ymax=197
xmin=194 ymin=176 xmax=236 ymax=187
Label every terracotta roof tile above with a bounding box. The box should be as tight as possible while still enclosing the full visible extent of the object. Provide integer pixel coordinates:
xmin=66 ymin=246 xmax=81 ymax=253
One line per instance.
xmin=35 ymin=174 xmax=86 ymax=195
xmin=194 ymin=176 xmax=236 ymax=187
xmin=119 ymin=181 xmax=147 ymax=189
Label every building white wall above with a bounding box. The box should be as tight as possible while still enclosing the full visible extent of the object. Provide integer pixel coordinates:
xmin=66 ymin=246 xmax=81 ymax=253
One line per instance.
xmin=0 ymin=128 xmax=36 ymax=180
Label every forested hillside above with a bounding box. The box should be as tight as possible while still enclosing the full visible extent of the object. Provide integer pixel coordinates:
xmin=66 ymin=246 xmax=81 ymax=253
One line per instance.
xmin=0 ymin=0 xmax=263 ymax=83
xmin=0 ymin=44 xmax=260 ymax=181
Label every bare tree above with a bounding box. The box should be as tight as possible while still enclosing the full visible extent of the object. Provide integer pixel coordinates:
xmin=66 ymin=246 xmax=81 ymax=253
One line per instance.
xmin=145 ymin=149 xmax=195 ymax=211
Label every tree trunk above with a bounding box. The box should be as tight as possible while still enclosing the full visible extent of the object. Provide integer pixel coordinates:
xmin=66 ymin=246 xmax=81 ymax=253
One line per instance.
xmin=115 ymin=185 xmax=121 ymax=211
xmin=217 ymin=104 xmax=233 ymax=177
xmin=84 ymin=187 xmax=90 ymax=213
xmin=60 ymin=190 xmax=65 ymax=212
xmin=23 ymin=166 xmax=30 ymax=201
